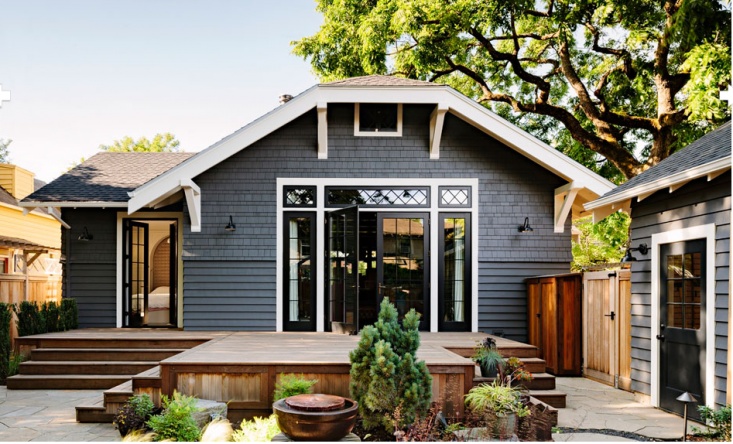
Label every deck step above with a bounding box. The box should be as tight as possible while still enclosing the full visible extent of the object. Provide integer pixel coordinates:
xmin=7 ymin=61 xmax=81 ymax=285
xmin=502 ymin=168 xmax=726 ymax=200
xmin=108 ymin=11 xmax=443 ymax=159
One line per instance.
xmin=529 ymin=390 xmax=566 ymax=408
xmin=19 ymin=338 xmax=209 ymax=350
xmin=7 ymin=374 xmax=136 ymax=390
xmin=104 ymin=380 xmax=134 ymax=405
xmin=19 ymin=361 xmax=157 ymax=375
xmin=31 ymin=348 xmax=186 ymax=362
xmin=76 ymin=397 xmax=116 ymax=423
xmin=512 ymin=357 xmax=547 ymax=373
xmin=473 ymin=373 xmax=556 ymax=391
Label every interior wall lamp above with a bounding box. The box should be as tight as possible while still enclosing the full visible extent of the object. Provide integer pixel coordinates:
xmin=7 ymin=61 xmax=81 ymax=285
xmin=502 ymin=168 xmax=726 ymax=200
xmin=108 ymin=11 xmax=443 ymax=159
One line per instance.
xmin=225 ymin=215 xmax=236 ymax=232
xmin=517 ymin=217 xmax=533 ymax=233
xmin=78 ymin=226 xmax=93 ymax=241
xmin=621 ymin=243 xmax=649 ymax=263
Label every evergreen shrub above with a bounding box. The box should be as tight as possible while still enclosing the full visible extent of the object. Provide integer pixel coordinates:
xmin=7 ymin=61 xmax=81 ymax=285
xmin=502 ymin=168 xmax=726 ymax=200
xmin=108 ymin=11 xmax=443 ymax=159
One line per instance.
xmin=0 ymin=303 xmax=12 ymax=381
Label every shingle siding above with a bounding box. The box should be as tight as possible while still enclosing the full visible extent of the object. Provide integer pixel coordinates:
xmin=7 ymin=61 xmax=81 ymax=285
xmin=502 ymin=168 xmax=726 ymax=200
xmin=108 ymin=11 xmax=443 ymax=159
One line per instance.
xmin=628 ymin=171 xmax=730 ymax=408
xmin=183 ymin=104 xmax=571 ymax=333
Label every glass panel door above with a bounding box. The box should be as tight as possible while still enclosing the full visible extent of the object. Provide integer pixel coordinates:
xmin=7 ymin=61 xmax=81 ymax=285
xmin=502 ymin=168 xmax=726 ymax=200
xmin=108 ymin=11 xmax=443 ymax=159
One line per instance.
xmin=377 ymin=213 xmax=429 ymax=330
xmin=283 ymin=212 xmax=316 ymax=331
xmin=439 ymin=214 xmax=471 ymax=331
xmin=123 ymin=220 xmax=149 ymax=328
xmin=327 ymin=205 xmax=359 ymax=334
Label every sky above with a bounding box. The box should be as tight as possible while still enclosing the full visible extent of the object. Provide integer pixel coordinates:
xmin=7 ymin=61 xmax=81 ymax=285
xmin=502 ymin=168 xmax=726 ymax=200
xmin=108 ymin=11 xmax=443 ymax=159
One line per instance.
xmin=0 ymin=1 xmax=324 ymax=182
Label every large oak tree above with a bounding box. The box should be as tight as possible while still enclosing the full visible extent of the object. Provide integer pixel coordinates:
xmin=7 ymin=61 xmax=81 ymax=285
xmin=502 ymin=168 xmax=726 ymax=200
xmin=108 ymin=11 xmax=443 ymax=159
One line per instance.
xmin=294 ymin=0 xmax=731 ymax=181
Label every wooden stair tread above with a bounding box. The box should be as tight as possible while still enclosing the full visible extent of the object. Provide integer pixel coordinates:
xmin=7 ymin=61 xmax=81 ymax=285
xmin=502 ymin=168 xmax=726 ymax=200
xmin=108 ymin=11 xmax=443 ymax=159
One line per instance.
xmin=22 ymin=361 xmax=158 ymax=366
xmin=10 ymin=374 xmax=138 ymax=380
xmin=134 ymin=365 xmax=161 ymax=378
xmin=106 ymin=380 xmax=133 ymax=393
xmin=32 ymin=348 xmax=187 ymax=352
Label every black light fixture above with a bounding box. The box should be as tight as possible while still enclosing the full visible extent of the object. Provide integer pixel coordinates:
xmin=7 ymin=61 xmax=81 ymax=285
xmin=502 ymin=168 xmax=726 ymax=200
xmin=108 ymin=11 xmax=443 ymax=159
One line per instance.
xmin=676 ymin=392 xmax=697 ymax=442
xmin=225 ymin=215 xmax=236 ymax=232
xmin=620 ymin=243 xmax=649 ymax=263
xmin=78 ymin=226 xmax=93 ymax=241
xmin=517 ymin=217 xmax=533 ymax=233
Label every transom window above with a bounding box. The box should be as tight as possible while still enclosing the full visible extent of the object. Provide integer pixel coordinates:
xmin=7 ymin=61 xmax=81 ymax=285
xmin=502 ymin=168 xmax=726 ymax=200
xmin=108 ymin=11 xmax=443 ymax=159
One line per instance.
xmin=326 ymin=187 xmax=429 ymax=207
xmin=439 ymin=186 xmax=471 ymax=208
xmin=354 ymin=104 xmax=403 ymax=137
xmin=666 ymin=252 xmax=702 ymax=330
xmin=284 ymin=186 xmax=316 ymax=207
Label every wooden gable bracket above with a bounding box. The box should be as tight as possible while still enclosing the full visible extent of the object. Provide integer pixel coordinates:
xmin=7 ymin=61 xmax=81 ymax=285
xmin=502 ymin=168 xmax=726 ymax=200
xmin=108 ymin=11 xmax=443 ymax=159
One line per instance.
xmin=429 ymin=103 xmax=449 ymax=160
xmin=26 ymin=251 xmax=44 ymax=267
xmin=181 ymin=179 xmax=202 ymax=232
xmin=707 ymin=168 xmax=728 ymax=181
xmin=554 ymin=182 xmax=582 ymax=233
xmin=317 ymin=102 xmax=328 ymax=159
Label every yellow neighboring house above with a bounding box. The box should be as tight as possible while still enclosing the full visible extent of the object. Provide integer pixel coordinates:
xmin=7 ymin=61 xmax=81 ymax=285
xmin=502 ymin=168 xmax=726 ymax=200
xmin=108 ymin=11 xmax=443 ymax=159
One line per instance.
xmin=0 ymin=163 xmax=61 ymax=276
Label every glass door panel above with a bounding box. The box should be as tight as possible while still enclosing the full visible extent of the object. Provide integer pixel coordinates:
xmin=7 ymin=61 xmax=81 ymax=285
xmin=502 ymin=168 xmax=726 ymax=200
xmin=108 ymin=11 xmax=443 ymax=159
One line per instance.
xmin=283 ymin=212 xmax=316 ymax=331
xmin=123 ymin=220 xmax=148 ymax=328
xmin=327 ymin=205 xmax=359 ymax=334
xmin=439 ymin=214 xmax=471 ymax=331
xmin=377 ymin=213 xmax=429 ymax=330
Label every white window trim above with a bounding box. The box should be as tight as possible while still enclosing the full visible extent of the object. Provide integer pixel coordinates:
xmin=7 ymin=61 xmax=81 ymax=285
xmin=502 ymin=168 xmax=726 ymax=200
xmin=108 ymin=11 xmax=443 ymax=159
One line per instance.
xmin=650 ymin=223 xmax=716 ymax=410
xmin=115 ymin=211 xmax=184 ymax=328
xmin=354 ymin=103 xmax=403 ymax=137
xmin=276 ymin=177 xmax=479 ymax=333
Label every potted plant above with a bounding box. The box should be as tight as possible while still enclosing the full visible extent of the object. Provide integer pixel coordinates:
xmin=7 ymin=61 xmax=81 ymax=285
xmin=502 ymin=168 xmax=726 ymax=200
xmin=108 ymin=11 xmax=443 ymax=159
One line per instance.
xmin=464 ymin=382 xmax=530 ymax=439
xmin=472 ymin=338 xmax=503 ymax=378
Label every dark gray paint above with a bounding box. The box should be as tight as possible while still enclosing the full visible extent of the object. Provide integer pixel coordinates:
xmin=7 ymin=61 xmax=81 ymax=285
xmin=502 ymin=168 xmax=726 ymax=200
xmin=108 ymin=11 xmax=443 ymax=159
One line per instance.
xmin=628 ymin=171 xmax=730 ymax=408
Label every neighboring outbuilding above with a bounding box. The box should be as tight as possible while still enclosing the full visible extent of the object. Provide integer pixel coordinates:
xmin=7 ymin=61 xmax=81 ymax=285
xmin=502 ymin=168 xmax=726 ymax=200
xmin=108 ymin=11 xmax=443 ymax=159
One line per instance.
xmin=585 ymin=121 xmax=731 ymax=418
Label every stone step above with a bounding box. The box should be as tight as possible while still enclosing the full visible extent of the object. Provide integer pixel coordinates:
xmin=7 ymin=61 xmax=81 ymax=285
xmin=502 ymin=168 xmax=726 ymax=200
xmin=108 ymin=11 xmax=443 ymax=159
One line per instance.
xmin=19 ymin=361 xmax=157 ymax=375
xmin=30 ymin=348 xmax=186 ymax=362
xmin=7 ymin=374 xmax=136 ymax=390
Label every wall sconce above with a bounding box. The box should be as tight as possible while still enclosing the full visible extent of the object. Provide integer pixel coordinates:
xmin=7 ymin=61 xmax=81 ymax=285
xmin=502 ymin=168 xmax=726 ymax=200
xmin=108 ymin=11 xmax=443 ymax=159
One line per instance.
xmin=517 ymin=217 xmax=533 ymax=233
xmin=225 ymin=215 xmax=236 ymax=232
xmin=78 ymin=226 xmax=93 ymax=241
xmin=620 ymin=243 xmax=649 ymax=263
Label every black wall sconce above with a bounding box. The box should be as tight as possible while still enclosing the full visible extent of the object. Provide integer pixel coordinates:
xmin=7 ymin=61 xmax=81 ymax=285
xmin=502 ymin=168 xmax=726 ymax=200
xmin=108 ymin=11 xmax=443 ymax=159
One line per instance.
xmin=78 ymin=226 xmax=93 ymax=241
xmin=621 ymin=243 xmax=649 ymax=263
xmin=517 ymin=217 xmax=533 ymax=233
xmin=225 ymin=215 xmax=236 ymax=232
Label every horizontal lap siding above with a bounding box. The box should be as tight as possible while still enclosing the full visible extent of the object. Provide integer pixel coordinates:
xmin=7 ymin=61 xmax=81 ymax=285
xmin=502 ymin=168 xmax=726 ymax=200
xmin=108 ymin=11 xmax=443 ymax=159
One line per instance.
xmin=61 ymin=208 xmax=118 ymax=328
xmin=628 ymin=172 xmax=730 ymax=407
xmin=182 ymin=261 xmax=276 ymax=330
xmin=185 ymin=104 xmax=571 ymax=333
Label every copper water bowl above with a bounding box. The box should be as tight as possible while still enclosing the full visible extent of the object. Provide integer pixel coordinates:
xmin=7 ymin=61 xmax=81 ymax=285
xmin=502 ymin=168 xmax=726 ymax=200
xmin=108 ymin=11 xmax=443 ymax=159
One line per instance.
xmin=273 ymin=394 xmax=358 ymax=441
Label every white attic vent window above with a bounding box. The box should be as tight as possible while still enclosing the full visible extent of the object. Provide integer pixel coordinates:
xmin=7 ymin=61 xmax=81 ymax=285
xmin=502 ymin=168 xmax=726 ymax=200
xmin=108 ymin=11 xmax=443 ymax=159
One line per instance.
xmin=354 ymin=103 xmax=403 ymax=137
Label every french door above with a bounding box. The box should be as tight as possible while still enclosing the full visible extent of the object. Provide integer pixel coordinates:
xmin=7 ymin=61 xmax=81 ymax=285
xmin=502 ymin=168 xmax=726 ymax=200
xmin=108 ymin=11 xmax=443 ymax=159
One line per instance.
xmin=377 ymin=213 xmax=430 ymax=330
xmin=123 ymin=220 xmax=148 ymax=328
xmin=326 ymin=206 xmax=359 ymax=334
xmin=283 ymin=212 xmax=317 ymax=331
xmin=659 ymin=240 xmax=706 ymax=419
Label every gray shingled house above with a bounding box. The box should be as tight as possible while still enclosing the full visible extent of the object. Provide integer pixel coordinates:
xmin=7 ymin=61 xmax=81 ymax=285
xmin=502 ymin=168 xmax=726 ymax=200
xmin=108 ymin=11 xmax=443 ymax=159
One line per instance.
xmin=21 ymin=75 xmax=613 ymax=342
xmin=586 ymin=122 xmax=731 ymax=417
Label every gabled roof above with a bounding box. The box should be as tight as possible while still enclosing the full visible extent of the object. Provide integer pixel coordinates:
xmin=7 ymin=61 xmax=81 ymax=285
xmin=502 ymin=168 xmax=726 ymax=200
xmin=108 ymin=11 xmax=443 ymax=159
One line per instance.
xmin=585 ymin=122 xmax=731 ymax=218
xmin=24 ymin=152 xmax=195 ymax=203
xmin=323 ymin=75 xmax=441 ymax=87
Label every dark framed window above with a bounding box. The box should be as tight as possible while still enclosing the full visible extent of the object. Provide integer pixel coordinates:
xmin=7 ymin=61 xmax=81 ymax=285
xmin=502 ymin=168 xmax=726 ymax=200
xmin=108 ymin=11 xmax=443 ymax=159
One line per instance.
xmin=439 ymin=186 xmax=471 ymax=208
xmin=664 ymin=250 xmax=703 ymax=330
xmin=439 ymin=213 xmax=471 ymax=332
xmin=355 ymin=103 xmax=402 ymax=136
xmin=284 ymin=186 xmax=316 ymax=207
xmin=283 ymin=212 xmax=317 ymax=331
xmin=326 ymin=187 xmax=429 ymax=208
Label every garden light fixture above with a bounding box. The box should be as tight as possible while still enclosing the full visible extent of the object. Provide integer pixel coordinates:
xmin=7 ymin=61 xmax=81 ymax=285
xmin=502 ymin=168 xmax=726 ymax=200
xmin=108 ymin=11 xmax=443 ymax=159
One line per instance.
xmin=676 ymin=392 xmax=697 ymax=442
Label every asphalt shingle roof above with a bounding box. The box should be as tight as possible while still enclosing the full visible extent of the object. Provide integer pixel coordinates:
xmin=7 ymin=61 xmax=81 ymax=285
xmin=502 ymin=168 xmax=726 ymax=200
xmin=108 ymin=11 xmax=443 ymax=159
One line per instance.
xmin=24 ymin=152 xmax=196 ymax=203
xmin=322 ymin=74 xmax=441 ymax=87
xmin=599 ymin=121 xmax=731 ymax=200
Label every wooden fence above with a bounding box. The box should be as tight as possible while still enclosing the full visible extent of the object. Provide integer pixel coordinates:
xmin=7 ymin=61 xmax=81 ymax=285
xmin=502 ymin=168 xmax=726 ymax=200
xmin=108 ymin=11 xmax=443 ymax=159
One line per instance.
xmin=0 ymin=274 xmax=62 ymax=344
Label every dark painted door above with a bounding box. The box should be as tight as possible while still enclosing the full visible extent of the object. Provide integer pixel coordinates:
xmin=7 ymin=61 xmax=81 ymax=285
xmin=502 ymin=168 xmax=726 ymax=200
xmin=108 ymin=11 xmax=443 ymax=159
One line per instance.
xmin=377 ymin=213 xmax=430 ymax=330
xmin=283 ymin=212 xmax=317 ymax=331
xmin=327 ymin=206 xmax=359 ymax=334
xmin=659 ymin=240 xmax=706 ymax=419
xmin=123 ymin=220 xmax=149 ymax=328
xmin=168 ymin=222 xmax=178 ymax=326
xmin=438 ymin=213 xmax=471 ymax=332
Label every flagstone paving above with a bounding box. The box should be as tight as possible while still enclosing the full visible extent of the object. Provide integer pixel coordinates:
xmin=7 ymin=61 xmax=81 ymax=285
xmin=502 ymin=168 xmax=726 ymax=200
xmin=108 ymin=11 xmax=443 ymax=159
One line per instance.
xmin=554 ymin=377 xmax=706 ymax=440
xmin=0 ymin=386 xmax=119 ymax=442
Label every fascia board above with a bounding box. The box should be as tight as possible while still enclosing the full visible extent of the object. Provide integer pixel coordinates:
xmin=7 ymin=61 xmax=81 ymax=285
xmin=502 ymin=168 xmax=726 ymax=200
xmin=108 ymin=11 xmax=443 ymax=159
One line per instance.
xmin=18 ymin=201 xmax=128 ymax=208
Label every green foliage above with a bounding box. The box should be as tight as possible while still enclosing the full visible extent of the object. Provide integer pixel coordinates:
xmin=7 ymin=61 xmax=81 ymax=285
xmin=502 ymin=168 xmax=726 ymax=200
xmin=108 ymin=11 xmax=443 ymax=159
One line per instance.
xmin=13 ymin=301 xmax=46 ymax=337
xmin=43 ymin=301 xmax=64 ymax=333
xmin=572 ymin=212 xmax=631 ymax=270
xmin=0 ymin=139 xmax=10 ymax=164
xmin=273 ymin=374 xmax=318 ymax=401
xmin=349 ymin=298 xmax=433 ymax=431
xmin=472 ymin=340 xmax=504 ymax=378
xmin=0 ymin=303 xmax=12 ymax=381
xmin=146 ymin=391 xmax=201 ymax=442
xmin=293 ymin=0 xmax=732 ymax=179
xmin=465 ymin=382 xmax=531 ymax=418
xmin=100 ymin=133 xmax=181 ymax=153
xmin=231 ymin=415 xmax=280 ymax=442
xmin=693 ymin=404 xmax=731 ymax=441
xmin=60 ymin=299 xmax=79 ymax=330
xmin=115 ymin=394 xmax=156 ymax=437
xmin=8 ymin=352 xmax=25 ymax=378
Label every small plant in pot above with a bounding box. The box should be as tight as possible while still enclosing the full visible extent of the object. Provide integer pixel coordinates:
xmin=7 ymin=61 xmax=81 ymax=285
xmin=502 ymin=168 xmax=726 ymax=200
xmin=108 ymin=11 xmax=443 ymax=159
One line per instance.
xmin=472 ymin=338 xmax=503 ymax=378
xmin=465 ymin=381 xmax=530 ymax=439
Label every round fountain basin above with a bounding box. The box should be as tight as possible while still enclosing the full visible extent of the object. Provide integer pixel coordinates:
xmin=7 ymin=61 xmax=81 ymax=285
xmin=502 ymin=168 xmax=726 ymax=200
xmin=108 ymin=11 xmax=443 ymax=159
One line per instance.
xmin=274 ymin=394 xmax=358 ymax=441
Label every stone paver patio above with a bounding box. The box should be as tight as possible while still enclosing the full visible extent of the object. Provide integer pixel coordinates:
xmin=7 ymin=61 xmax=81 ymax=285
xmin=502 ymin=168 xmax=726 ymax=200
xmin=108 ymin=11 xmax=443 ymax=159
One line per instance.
xmin=554 ymin=377 xmax=705 ymax=441
xmin=0 ymin=387 xmax=118 ymax=442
